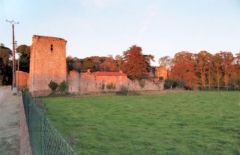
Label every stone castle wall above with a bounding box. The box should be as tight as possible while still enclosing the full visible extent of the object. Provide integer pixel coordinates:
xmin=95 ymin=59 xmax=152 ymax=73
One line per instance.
xmin=28 ymin=35 xmax=67 ymax=96
xmin=155 ymin=66 xmax=168 ymax=80
xmin=68 ymin=71 xmax=163 ymax=94
xmin=67 ymin=71 xmax=80 ymax=93
xmin=16 ymin=71 xmax=29 ymax=88
xmin=16 ymin=35 xmax=163 ymax=96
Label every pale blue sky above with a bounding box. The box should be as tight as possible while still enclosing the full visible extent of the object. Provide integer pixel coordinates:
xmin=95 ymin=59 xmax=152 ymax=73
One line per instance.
xmin=1 ymin=0 xmax=240 ymax=63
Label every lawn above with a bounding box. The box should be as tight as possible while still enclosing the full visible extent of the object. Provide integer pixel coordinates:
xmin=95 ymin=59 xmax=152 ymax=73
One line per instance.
xmin=42 ymin=92 xmax=240 ymax=155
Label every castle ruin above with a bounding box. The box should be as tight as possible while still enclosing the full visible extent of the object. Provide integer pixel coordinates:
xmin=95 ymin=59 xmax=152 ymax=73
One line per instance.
xmin=28 ymin=35 xmax=67 ymax=96
xmin=16 ymin=35 xmax=163 ymax=96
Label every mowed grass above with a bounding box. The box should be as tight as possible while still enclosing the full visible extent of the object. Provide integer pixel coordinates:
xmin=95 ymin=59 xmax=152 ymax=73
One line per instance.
xmin=42 ymin=92 xmax=240 ymax=155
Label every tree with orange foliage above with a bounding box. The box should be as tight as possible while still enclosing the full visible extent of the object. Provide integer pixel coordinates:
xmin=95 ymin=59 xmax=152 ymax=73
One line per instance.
xmin=99 ymin=56 xmax=118 ymax=72
xmin=213 ymin=52 xmax=234 ymax=90
xmin=220 ymin=52 xmax=234 ymax=89
xmin=170 ymin=51 xmax=198 ymax=89
xmin=206 ymin=54 xmax=214 ymax=89
xmin=230 ymin=53 xmax=240 ymax=89
xmin=121 ymin=45 xmax=148 ymax=79
xmin=159 ymin=56 xmax=172 ymax=68
xmin=196 ymin=51 xmax=213 ymax=89
xmin=212 ymin=53 xmax=223 ymax=90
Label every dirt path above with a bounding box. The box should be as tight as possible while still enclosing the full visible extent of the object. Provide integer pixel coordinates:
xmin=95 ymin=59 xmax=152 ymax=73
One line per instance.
xmin=0 ymin=86 xmax=20 ymax=155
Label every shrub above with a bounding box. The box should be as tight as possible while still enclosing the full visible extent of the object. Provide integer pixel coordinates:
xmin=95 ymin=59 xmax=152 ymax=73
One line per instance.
xmin=116 ymin=85 xmax=129 ymax=95
xmin=138 ymin=79 xmax=145 ymax=88
xmin=164 ymin=79 xmax=174 ymax=89
xmin=48 ymin=80 xmax=58 ymax=93
xmin=159 ymin=77 xmax=164 ymax=81
xmin=100 ymin=83 xmax=105 ymax=90
xmin=59 ymin=81 xmax=68 ymax=94
xmin=164 ymin=79 xmax=185 ymax=89
xmin=173 ymin=80 xmax=185 ymax=89
xmin=106 ymin=83 xmax=116 ymax=90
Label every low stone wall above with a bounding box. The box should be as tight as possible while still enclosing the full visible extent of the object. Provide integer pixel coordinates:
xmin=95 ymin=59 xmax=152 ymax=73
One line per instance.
xmin=26 ymin=70 xmax=163 ymax=96
xmin=67 ymin=71 xmax=163 ymax=94
xmin=68 ymin=71 xmax=80 ymax=94
xmin=128 ymin=79 xmax=164 ymax=91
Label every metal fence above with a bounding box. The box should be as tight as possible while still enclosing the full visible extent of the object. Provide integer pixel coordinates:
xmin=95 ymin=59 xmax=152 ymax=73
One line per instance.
xmin=22 ymin=91 xmax=77 ymax=155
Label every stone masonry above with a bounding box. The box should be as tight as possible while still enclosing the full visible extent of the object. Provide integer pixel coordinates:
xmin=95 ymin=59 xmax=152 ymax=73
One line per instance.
xmin=17 ymin=35 xmax=163 ymax=96
xmin=28 ymin=35 xmax=67 ymax=96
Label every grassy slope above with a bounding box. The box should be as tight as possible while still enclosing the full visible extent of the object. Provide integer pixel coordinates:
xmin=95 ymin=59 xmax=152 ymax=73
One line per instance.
xmin=42 ymin=92 xmax=240 ymax=155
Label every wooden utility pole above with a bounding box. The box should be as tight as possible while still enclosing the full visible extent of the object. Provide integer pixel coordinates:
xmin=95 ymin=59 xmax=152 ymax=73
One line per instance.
xmin=6 ymin=20 xmax=19 ymax=91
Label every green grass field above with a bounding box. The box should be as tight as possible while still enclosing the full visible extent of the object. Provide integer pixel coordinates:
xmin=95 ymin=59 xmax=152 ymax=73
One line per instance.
xmin=42 ymin=92 xmax=240 ymax=155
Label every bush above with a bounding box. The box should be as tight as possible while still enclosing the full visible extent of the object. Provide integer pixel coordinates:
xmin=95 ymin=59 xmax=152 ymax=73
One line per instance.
xmin=116 ymin=85 xmax=129 ymax=95
xmin=100 ymin=83 xmax=105 ymax=90
xmin=138 ymin=79 xmax=145 ymax=88
xmin=164 ymin=79 xmax=185 ymax=89
xmin=159 ymin=77 xmax=164 ymax=81
xmin=59 ymin=81 xmax=68 ymax=94
xmin=164 ymin=79 xmax=174 ymax=89
xmin=106 ymin=83 xmax=116 ymax=90
xmin=48 ymin=81 xmax=58 ymax=93
xmin=173 ymin=80 xmax=185 ymax=89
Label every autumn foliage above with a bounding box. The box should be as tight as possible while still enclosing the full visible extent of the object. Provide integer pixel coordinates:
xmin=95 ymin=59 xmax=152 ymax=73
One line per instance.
xmin=121 ymin=46 xmax=149 ymax=79
xmin=67 ymin=45 xmax=152 ymax=80
xmin=168 ymin=51 xmax=240 ymax=90
xmin=67 ymin=46 xmax=240 ymax=90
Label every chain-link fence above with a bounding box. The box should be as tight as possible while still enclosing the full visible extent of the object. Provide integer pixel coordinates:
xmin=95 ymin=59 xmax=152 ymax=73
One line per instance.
xmin=22 ymin=91 xmax=77 ymax=155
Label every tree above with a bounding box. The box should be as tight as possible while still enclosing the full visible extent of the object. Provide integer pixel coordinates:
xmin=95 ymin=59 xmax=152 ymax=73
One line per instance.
xmin=206 ymin=53 xmax=214 ymax=89
xmin=16 ymin=45 xmax=30 ymax=72
xmin=121 ymin=45 xmax=148 ymax=79
xmin=0 ymin=45 xmax=12 ymax=85
xmin=225 ymin=53 xmax=240 ymax=89
xmin=230 ymin=65 xmax=240 ymax=89
xmin=115 ymin=55 xmax=124 ymax=70
xmin=0 ymin=46 xmax=11 ymax=65
xmin=220 ymin=52 xmax=234 ymax=89
xmin=196 ymin=51 xmax=212 ymax=89
xmin=81 ymin=56 xmax=103 ymax=72
xmin=213 ymin=53 xmax=223 ymax=90
xmin=67 ymin=56 xmax=121 ymax=73
xmin=67 ymin=56 xmax=82 ymax=72
xmin=170 ymin=51 xmax=198 ymax=89
xmin=144 ymin=54 xmax=155 ymax=73
xmin=99 ymin=56 xmax=118 ymax=71
xmin=159 ymin=56 xmax=172 ymax=68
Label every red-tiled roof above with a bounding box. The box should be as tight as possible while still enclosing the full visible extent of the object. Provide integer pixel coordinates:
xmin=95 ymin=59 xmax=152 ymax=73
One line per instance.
xmin=93 ymin=72 xmax=127 ymax=76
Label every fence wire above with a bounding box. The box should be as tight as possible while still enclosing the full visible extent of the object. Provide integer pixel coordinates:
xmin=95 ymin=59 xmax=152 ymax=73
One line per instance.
xmin=22 ymin=91 xmax=77 ymax=155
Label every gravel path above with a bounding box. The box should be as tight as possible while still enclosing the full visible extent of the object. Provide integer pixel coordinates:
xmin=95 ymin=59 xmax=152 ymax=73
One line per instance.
xmin=0 ymin=86 xmax=20 ymax=155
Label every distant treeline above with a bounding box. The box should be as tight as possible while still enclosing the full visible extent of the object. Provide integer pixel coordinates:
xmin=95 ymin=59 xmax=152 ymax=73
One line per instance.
xmin=68 ymin=48 xmax=240 ymax=90
xmin=0 ymin=44 xmax=30 ymax=85
xmin=164 ymin=51 xmax=240 ymax=90
xmin=0 ymin=45 xmax=12 ymax=85
xmin=1 ymin=44 xmax=240 ymax=90
xmin=67 ymin=45 xmax=154 ymax=80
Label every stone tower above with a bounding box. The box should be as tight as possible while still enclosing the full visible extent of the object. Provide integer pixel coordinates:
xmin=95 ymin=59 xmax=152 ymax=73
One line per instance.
xmin=28 ymin=35 xmax=67 ymax=96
